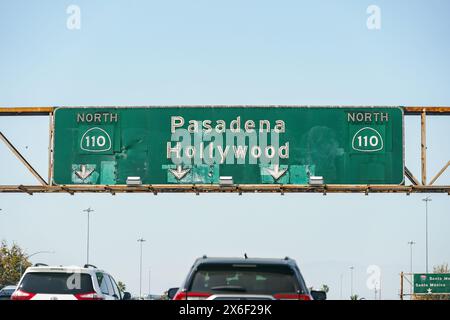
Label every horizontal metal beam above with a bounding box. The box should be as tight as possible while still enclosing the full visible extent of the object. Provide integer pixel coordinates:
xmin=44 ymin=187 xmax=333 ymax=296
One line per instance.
xmin=0 ymin=184 xmax=448 ymax=195
xmin=0 ymin=106 xmax=449 ymax=116
xmin=0 ymin=107 xmax=54 ymax=116
xmin=403 ymin=106 xmax=450 ymax=115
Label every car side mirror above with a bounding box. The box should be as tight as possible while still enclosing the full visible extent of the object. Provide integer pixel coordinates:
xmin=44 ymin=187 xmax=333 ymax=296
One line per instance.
xmin=122 ymin=292 xmax=131 ymax=300
xmin=167 ymin=287 xmax=179 ymax=300
xmin=310 ymin=290 xmax=327 ymax=300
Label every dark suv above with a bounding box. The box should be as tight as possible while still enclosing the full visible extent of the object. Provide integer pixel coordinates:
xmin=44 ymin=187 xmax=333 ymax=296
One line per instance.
xmin=169 ymin=256 xmax=326 ymax=300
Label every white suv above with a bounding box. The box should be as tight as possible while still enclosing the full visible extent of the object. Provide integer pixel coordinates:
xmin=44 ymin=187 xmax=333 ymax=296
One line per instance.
xmin=11 ymin=264 xmax=130 ymax=300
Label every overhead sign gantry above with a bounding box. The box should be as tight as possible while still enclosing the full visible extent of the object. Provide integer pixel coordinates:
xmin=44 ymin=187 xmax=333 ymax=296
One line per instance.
xmin=0 ymin=106 xmax=448 ymax=194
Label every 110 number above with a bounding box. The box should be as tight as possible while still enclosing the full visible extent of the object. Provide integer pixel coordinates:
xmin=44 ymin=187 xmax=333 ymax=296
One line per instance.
xmin=356 ymin=135 xmax=379 ymax=148
xmin=84 ymin=135 xmax=107 ymax=147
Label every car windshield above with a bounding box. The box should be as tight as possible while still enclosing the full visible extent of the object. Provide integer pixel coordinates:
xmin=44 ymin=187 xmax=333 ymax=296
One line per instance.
xmin=189 ymin=264 xmax=301 ymax=295
xmin=0 ymin=289 xmax=15 ymax=296
xmin=19 ymin=272 xmax=94 ymax=294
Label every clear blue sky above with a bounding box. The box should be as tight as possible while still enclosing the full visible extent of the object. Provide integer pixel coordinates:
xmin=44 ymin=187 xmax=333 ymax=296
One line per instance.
xmin=0 ymin=0 xmax=449 ymax=299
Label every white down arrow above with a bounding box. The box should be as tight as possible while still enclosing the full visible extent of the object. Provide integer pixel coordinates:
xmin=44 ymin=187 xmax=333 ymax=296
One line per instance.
xmin=75 ymin=165 xmax=94 ymax=180
xmin=169 ymin=166 xmax=190 ymax=180
xmin=265 ymin=164 xmax=287 ymax=180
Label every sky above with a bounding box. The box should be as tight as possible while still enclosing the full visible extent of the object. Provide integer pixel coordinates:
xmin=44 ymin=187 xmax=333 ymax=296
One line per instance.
xmin=0 ymin=0 xmax=449 ymax=300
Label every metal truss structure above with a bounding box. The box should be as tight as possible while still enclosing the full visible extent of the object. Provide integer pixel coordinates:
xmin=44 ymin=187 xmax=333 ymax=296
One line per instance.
xmin=0 ymin=106 xmax=449 ymax=195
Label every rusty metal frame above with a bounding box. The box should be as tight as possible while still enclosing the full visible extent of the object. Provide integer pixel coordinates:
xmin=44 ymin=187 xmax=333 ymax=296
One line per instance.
xmin=1 ymin=106 xmax=449 ymax=195
xmin=400 ymin=272 xmax=414 ymax=300
xmin=421 ymin=109 xmax=427 ymax=185
xmin=1 ymin=106 xmax=450 ymax=115
xmin=47 ymin=111 xmax=54 ymax=186
xmin=0 ymin=184 xmax=448 ymax=195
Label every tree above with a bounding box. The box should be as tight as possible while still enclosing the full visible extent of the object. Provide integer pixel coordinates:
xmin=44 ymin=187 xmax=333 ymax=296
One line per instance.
xmin=350 ymin=294 xmax=359 ymax=300
xmin=320 ymin=284 xmax=330 ymax=293
xmin=0 ymin=241 xmax=32 ymax=287
xmin=431 ymin=263 xmax=450 ymax=300
xmin=433 ymin=263 xmax=449 ymax=274
xmin=117 ymin=281 xmax=126 ymax=293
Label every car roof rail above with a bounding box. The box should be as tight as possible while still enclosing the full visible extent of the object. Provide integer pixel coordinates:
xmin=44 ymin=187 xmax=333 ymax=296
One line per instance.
xmin=83 ymin=264 xmax=98 ymax=269
xmin=34 ymin=263 xmax=49 ymax=267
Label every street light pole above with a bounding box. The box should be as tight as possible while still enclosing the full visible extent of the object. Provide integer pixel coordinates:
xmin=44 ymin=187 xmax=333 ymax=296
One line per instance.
xmin=20 ymin=251 xmax=55 ymax=276
xmin=408 ymin=240 xmax=416 ymax=274
xmin=379 ymin=274 xmax=382 ymax=300
xmin=408 ymin=240 xmax=416 ymax=297
xmin=349 ymin=266 xmax=354 ymax=298
xmin=83 ymin=207 xmax=94 ymax=265
xmin=137 ymin=238 xmax=146 ymax=299
xmin=422 ymin=197 xmax=432 ymax=273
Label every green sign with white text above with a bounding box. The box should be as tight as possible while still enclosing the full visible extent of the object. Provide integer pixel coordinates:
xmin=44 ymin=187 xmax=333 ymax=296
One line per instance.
xmin=53 ymin=106 xmax=404 ymax=185
xmin=414 ymin=273 xmax=450 ymax=294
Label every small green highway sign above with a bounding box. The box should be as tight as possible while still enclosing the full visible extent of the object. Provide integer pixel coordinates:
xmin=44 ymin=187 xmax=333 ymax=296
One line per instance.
xmin=414 ymin=273 xmax=450 ymax=294
xmin=53 ymin=106 xmax=404 ymax=185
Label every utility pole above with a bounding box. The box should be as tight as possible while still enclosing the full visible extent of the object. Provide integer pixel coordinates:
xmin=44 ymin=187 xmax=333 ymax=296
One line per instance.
xmin=137 ymin=238 xmax=146 ymax=299
xmin=422 ymin=196 xmax=431 ymax=273
xmin=83 ymin=207 xmax=94 ymax=265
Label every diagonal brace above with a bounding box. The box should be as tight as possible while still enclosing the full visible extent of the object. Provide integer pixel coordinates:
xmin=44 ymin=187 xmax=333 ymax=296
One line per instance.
xmin=429 ymin=161 xmax=450 ymax=186
xmin=0 ymin=131 xmax=48 ymax=186
xmin=405 ymin=167 xmax=420 ymax=186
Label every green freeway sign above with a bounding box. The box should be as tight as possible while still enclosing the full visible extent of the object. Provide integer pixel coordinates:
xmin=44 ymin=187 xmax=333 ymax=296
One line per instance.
xmin=53 ymin=106 xmax=404 ymax=185
xmin=414 ymin=273 xmax=450 ymax=294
